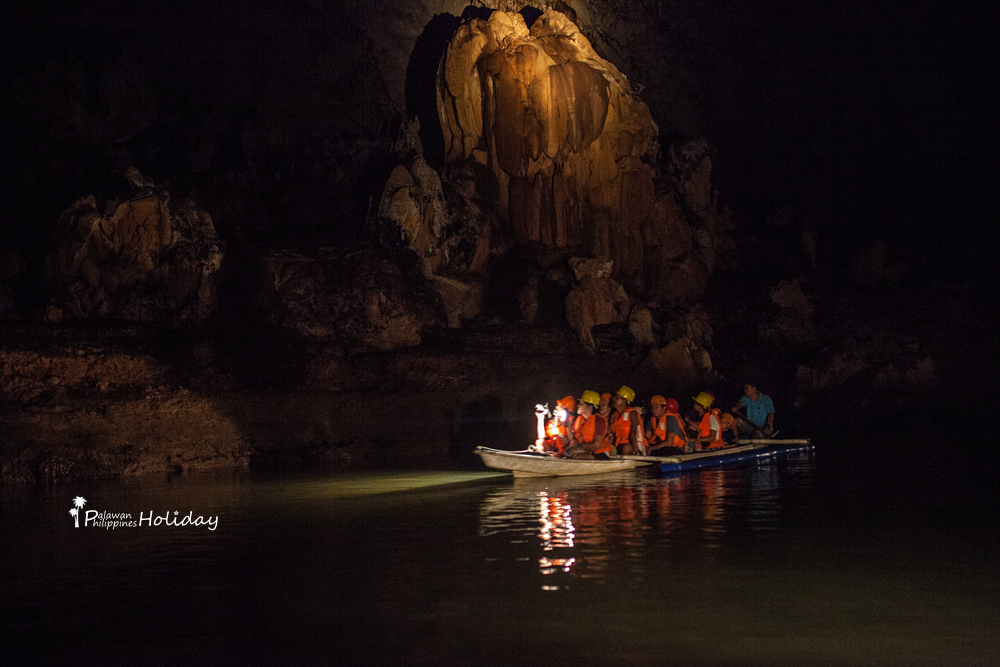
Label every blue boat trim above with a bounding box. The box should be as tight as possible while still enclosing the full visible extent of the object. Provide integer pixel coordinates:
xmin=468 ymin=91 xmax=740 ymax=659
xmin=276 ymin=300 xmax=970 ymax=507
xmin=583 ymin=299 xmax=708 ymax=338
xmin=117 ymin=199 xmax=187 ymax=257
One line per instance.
xmin=625 ymin=440 xmax=813 ymax=473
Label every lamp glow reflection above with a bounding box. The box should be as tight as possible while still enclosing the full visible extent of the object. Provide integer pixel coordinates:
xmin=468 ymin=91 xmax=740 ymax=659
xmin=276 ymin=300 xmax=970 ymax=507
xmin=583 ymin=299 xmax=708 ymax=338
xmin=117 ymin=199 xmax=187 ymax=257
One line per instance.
xmin=539 ymin=557 xmax=576 ymax=574
xmin=538 ymin=491 xmax=575 ymax=550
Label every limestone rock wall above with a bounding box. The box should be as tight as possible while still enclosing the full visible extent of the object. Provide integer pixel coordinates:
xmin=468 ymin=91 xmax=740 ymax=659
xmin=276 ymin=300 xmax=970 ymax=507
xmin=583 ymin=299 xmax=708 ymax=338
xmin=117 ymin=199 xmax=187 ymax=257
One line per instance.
xmin=432 ymin=9 xmax=724 ymax=303
xmin=437 ymin=11 xmax=657 ymax=287
xmin=0 ymin=346 xmax=166 ymax=404
xmin=256 ymin=246 xmax=441 ymax=352
xmin=43 ymin=177 xmax=222 ymax=325
xmin=371 ymin=150 xmax=503 ymax=326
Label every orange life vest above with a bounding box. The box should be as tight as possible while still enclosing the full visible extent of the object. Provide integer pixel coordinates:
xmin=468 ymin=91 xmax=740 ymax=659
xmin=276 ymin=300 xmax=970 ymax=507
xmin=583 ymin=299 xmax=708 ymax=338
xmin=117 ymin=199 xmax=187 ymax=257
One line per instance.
xmin=574 ymin=413 xmax=610 ymax=454
xmin=650 ymin=411 xmax=687 ymax=449
xmin=610 ymin=407 xmax=645 ymax=451
xmin=544 ymin=418 xmax=570 ymax=453
xmin=700 ymin=410 xmax=725 ymax=449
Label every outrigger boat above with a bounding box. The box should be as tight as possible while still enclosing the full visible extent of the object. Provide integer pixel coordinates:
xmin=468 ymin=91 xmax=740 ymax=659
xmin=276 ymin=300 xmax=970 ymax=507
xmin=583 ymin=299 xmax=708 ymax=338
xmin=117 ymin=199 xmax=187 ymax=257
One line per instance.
xmin=624 ymin=439 xmax=813 ymax=473
xmin=475 ymin=439 xmax=812 ymax=478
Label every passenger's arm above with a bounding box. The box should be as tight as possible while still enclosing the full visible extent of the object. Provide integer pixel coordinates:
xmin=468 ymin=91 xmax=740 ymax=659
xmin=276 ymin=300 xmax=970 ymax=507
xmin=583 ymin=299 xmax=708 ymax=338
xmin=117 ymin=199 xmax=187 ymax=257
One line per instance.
xmin=583 ymin=433 xmax=604 ymax=453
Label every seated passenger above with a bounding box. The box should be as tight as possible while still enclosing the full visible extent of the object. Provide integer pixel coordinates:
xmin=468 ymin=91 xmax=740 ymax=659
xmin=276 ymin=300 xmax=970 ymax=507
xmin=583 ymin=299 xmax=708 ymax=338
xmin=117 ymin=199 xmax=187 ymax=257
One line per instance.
xmin=539 ymin=396 xmax=576 ymax=455
xmin=684 ymin=395 xmax=705 ymax=443
xmin=609 ymin=385 xmax=646 ymax=455
xmin=720 ymin=412 xmax=740 ymax=446
xmin=646 ymin=396 xmax=687 ymax=455
xmin=564 ymin=390 xmax=611 ymax=460
xmin=690 ymin=392 xmax=725 ymax=451
xmin=706 ymin=409 xmax=728 ymax=450
xmin=598 ymin=392 xmax=614 ymax=422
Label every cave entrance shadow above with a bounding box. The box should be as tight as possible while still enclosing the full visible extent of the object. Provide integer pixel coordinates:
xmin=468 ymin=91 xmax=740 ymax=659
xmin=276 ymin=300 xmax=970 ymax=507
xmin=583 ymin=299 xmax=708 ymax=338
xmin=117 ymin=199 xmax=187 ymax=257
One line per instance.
xmin=405 ymin=12 xmax=464 ymax=168
xmin=446 ymin=394 xmax=519 ymax=468
xmin=404 ymin=6 xmax=543 ymax=169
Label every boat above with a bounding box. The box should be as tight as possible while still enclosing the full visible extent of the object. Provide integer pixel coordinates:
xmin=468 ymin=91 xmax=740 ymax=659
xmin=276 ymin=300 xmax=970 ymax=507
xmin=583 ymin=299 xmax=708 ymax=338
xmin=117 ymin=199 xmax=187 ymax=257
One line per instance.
xmin=475 ymin=447 xmax=654 ymax=478
xmin=624 ymin=438 xmax=813 ymax=473
xmin=475 ymin=439 xmax=812 ymax=478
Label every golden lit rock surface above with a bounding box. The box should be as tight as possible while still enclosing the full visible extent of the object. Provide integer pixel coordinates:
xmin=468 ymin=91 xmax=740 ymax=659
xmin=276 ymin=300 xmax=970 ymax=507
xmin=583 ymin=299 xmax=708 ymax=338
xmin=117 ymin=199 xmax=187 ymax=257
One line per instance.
xmin=43 ymin=178 xmax=222 ymax=324
xmin=373 ymin=126 xmax=501 ymax=326
xmin=564 ymin=273 xmax=630 ymax=354
xmin=436 ymin=9 xmax=718 ymax=302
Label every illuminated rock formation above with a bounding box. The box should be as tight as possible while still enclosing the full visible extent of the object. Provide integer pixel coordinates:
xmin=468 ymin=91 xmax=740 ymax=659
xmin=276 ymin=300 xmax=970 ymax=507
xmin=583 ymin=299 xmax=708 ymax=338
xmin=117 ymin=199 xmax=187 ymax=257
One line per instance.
xmin=43 ymin=172 xmax=222 ymax=325
xmin=435 ymin=9 xmax=719 ymax=303
xmin=563 ymin=257 xmax=631 ymax=353
xmin=372 ymin=118 xmax=507 ymax=327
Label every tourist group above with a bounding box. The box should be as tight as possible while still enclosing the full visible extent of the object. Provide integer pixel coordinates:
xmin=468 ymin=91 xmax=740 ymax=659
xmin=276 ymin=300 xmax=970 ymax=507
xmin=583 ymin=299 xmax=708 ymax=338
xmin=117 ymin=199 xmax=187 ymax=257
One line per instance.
xmin=536 ymin=383 xmax=775 ymax=460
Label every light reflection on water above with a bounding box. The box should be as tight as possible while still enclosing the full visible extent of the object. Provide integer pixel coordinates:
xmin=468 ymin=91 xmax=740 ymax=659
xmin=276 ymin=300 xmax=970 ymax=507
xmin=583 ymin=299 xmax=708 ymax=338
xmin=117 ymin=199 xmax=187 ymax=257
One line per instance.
xmin=2 ymin=451 xmax=998 ymax=666
xmin=478 ymin=456 xmax=815 ymax=584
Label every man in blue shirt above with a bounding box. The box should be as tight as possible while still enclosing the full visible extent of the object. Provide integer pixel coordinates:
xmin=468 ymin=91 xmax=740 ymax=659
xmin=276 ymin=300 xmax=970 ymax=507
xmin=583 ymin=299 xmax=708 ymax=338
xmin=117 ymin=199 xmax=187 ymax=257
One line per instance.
xmin=731 ymin=382 xmax=775 ymax=438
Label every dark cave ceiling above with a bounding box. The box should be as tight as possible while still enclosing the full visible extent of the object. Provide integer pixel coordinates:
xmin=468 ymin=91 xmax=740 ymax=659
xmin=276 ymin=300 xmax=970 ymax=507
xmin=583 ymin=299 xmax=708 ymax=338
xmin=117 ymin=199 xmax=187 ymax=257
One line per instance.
xmin=0 ymin=0 xmax=995 ymax=251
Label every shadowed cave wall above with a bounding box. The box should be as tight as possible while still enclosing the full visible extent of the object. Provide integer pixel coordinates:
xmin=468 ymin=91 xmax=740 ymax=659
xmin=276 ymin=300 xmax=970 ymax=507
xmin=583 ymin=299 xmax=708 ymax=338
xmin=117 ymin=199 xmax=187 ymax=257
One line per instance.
xmin=0 ymin=1 xmax=995 ymax=482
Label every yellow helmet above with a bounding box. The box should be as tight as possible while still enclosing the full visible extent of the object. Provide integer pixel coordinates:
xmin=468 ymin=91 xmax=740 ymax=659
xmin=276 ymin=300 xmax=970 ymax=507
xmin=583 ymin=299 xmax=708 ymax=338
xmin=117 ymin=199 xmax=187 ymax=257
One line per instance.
xmin=650 ymin=395 xmax=667 ymax=406
xmin=693 ymin=391 xmax=714 ymax=408
xmin=579 ymin=390 xmax=601 ymax=407
xmin=615 ymin=385 xmax=636 ymax=404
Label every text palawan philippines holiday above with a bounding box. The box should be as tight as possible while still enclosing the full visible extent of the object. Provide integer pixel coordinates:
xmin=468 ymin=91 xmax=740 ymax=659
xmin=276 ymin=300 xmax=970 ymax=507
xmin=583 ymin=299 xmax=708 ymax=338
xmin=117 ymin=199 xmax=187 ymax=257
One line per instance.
xmin=69 ymin=497 xmax=218 ymax=531
xmin=82 ymin=510 xmax=219 ymax=531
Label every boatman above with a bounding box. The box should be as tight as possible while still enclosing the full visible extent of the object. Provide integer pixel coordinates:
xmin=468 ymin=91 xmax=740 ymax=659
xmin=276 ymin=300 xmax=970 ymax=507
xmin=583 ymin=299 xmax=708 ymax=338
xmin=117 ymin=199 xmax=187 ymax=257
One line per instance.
xmin=564 ymin=390 xmax=611 ymax=459
xmin=646 ymin=396 xmax=687 ymax=454
xmin=731 ymin=382 xmax=775 ymax=439
xmin=609 ymin=385 xmax=646 ymax=455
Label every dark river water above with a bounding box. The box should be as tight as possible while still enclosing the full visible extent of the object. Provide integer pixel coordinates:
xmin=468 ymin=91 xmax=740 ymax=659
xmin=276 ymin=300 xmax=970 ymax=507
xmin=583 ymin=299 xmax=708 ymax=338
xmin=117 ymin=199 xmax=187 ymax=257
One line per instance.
xmin=2 ymin=425 xmax=998 ymax=666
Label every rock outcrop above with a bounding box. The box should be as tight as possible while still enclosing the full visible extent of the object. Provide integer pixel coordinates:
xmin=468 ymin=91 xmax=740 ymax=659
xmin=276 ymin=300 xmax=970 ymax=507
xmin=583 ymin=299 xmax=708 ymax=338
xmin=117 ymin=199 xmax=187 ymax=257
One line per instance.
xmin=640 ymin=306 xmax=715 ymax=393
xmin=43 ymin=173 xmax=222 ymax=325
xmin=563 ymin=257 xmax=630 ymax=353
xmin=791 ymin=336 xmax=938 ymax=412
xmin=371 ymin=146 xmax=503 ymax=326
xmin=761 ymin=279 xmax=816 ymax=350
xmin=256 ymin=246 xmax=442 ymax=352
xmin=0 ymin=346 xmax=166 ymax=404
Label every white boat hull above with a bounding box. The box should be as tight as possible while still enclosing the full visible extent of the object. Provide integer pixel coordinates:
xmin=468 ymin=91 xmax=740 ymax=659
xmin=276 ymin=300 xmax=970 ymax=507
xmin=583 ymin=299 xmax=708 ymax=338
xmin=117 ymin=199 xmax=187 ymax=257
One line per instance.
xmin=475 ymin=447 xmax=653 ymax=478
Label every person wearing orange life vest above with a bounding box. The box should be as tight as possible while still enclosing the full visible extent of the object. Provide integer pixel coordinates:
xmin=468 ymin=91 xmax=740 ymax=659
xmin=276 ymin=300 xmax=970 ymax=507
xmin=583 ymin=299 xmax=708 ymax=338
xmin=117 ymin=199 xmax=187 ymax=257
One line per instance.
xmin=706 ymin=409 xmax=730 ymax=450
xmin=540 ymin=395 xmax=576 ymax=455
xmin=565 ymin=390 xmax=611 ymax=460
xmin=690 ymin=391 xmax=725 ymax=451
xmin=646 ymin=396 xmax=688 ymax=454
xmin=609 ymin=385 xmax=646 ymax=455
xmin=598 ymin=392 xmax=614 ymax=422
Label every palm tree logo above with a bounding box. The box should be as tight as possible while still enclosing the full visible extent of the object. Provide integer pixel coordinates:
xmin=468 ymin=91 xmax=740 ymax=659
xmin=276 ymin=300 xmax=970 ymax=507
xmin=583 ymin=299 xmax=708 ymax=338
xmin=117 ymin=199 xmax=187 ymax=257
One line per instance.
xmin=69 ymin=496 xmax=86 ymax=528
